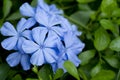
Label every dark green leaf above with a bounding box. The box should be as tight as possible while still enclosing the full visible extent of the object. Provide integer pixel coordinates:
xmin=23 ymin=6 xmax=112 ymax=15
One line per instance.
xmin=64 ymin=61 xmax=80 ymax=80
xmin=0 ymin=64 xmax=10 ymax=80
xmin=91 ymin=70 xmax=115 ymax=80
xmin=12 ymin=74 xmax=22 ymax=80
xmin=38 ymin=65 xmax=52 ymax=80
xmin=31 ymin=0 xmax=37 ymax=7
xmin=3 ymin=0 xmax=12 ymax=18
xmin=79 ymin=50 xmax=96 ymax=65
xmin=103 ymin=55 xmax=120 ymax=68
xmin=94 ymin=27 xmax=111 ymax=51
xmin=109 ymin=37 xmax=120 ymax=51
xmin=6 ymin=10 xmax=23 ymax=20
xmin=90 ymin=63 xmax=102 ymax=77
xmin=26 ymin=78 xmax=38 ymax=80
xmin=77 ymin=0 xmax=95 ymax=3
xmin=100 ymin=19 xmax=118 ymax=36
xmin=54 ymin=69 xmax=64 ymax=80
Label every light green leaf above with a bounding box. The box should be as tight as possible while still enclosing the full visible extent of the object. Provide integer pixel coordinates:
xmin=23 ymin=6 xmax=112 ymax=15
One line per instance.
xmin=101 ymin=0 xmax=118 ymax=16
xmin=0 ymin=64 xmax=10 ymax=80
xmin=91 ymin=70 xmax=115 ymax=80
xmin=6 ymin=10 xmax=23 ymax=20
xmin=38 ymin=65 xmax=52 ymax=80
xmin=3 ymin=0 xmax=12 ymax=18
xmin=109 ymin=37 xmax=120 ymax=51
xmin=90 ymin=63 xmax=102 ymax=77
xmin=54 ymin=69 xmax=64 ymax=80
xmin=112 ymin=8 xmax=120 ymax=17
xmin=94 ymin=27 xmax=110 ymax=51
xmin=64 ymin=61 xmax=80 ymax=80
xmin=79 ymin=50 xmax=96 ymax=65
xmin=103 ymin=55 xmax=120 ymax=68
xmin=100 ymin=19 xmax=118 ymax=36
xmin=77 ymin=0 xmax=95 ymax=3
xmin=12 ymin=74 xmax=22 ymax=80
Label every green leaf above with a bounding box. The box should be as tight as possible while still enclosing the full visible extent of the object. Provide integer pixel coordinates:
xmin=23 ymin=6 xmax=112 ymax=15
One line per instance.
xmin=64 ymin=61 xmax=80 ymax=80
xmin=90 ymin=63 xmax=102 ymax=77
xmin=12 ymin=74 xmax=22 ymax=80
xmin=6 ymin=10 xmax=22 ymax=20
xmin=54 ymin=69 xmax=64 ymax=80
xmin=70 ymin=11 xmax=93 ymax=29
xmin=112 ymin=8 xmax=120 ymax=17
xmin=38 ymin=65 xmax=52 ymax=80
xmin=94 ymin=27 xmax=111 ymax=51
xmin=100 ymin=19 xmax=118 ymax=36
xmin=79 ymin=50 xmax=96 ymax=65
xmin=101 ymin=0 xmax=118 ymax=16
xmin=77 ymin=0 xmax=95 ymax=3
xmin=103 ymin=55 xmax=120 ymax=68
xmin=0 ymin=64 xmax=10 ymax=80
xmin=109 ymin=37 xmax=120 ymax=51
xmin=3 ymin=0 xmax=12 ymax=18
xmin=26 ymin=78 xmax=38 ymax=80
xmin=91 ymin=70 xmax=115 ymax=80
xmin=78 ymin=69 xmax=88 ymax=80
xmin=31 ymin=0 xmax=37 ymax=7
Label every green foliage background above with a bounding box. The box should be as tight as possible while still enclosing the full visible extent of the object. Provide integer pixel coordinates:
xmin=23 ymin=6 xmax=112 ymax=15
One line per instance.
xmin=0 ymin=0 xmax=120 ymax=80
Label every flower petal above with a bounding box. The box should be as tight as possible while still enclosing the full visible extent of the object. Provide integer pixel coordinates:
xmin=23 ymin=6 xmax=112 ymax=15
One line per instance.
xmin=38 ymin=0 xmax=49 ymax=11
xmin=22 ymin=40 xmax=39 ymax=54
xmin=32 ymin=27 xmax=48 ymax=45
xmin=20 ymin=3 xmax=35 ymax=17
xmin=43 ymin=48 xmax=57 ymax=63
xmin=21 ymin=54 xmax=31 ymax=70
xmin=67 ymin=51 xmax=81 ymax=67
xmin=35 ymin=7 xmax=48 ymax=26
xmin=1 ymin=37 xmax=18 ymax=50
xmin=17 ymin=18 xmax=27 ymax=32
xmin=44 ymin=31 xmax=58 ymax=48
xmin=23 ymin=18 xmax=36 ymax=29
xmin=6 ymin=52 xmax=21 ymax=67
xmin=30 ymin=49 xmax=45 ymax=66
xmin=0 ymin=22 xmax=17 ymax=36
xmin=49 ymin=16 xmax=61 ymax=27
xmin=22 ymin=30 xmax=33 ymax=40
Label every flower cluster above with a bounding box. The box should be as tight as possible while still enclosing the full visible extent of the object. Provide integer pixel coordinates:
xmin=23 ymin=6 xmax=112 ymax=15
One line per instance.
xmin=0 ymin=0 xmax=85 ymax=72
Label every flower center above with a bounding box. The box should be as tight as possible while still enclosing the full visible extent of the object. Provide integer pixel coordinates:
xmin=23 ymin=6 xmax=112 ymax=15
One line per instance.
xmin=39 ymin=44 xmax=45 ymax=49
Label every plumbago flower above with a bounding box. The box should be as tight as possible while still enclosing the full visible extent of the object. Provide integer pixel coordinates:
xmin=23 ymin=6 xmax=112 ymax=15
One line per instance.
xmin=0 ymin=0 xmax=85 ymax=72
xmin=0 ymin=18 xmax=34 ymax=70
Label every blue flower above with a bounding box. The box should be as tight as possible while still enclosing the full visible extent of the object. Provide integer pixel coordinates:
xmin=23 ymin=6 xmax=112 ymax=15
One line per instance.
xmin=6 ymin=47 xmax=31 ymax=70
xmin=35 ymin=7 xmax=66 ymax=39
xmin=22 ymin=27 xmax=59 ymax=66
xmin=38 ymin=0 xmax=63 ymax=15
xmin=0 ymin=18 xmax=34 ymax=50
xmin=51 ymin=32 xmax=85 ymax=72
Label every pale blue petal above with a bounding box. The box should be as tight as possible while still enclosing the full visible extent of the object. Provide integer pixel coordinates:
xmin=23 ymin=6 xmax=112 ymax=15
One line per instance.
xmin=52 ymin=26 xmax=65 ymax=37
xmin=32 ymin=27 xmax=48 ymax=45
xmin=17 ymin=18 xmax=27 ymax=32
xmin=22 ymin=40 xmax=39 ymax=54
xmin=49 ymin=16 xmax=61 ymax=27
xmin=67 ymin=52 xmax=81 ymax=67
xmin=0 ymin=22 xmax=17 ymax=36
xmin=30 ymin=49 xmax=45 ymax=66
xmin=17 ymin=37 xmax=26 ymax=52
xmin=35 ymin=7 xmax=48 ymax=26
xmin=20 ymin=3 xmax=35 ymax=17
xmin=1 ymin=37 xmax=18 ymax=50
xmin=6 ymin=52 xmax=21 ymax=67
xmin=50 ymin=4 xmax=63 ymax=14
xmin=71 ymin=25 xmax=82 ymax=36
xmin=21 ymin=54 xmax=31 ymax=70
xmin=38 ymin=0 xmax=49 ymax=11
xmin=44 ymin=31 xmax=58 ymax=48
xmin=22 ymin=30 xmax=33 ymax=40
xmin=44 ymin=48 xmax=58 ymax=63
xmin=23 ymin=18 xmax=36 ymax=29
